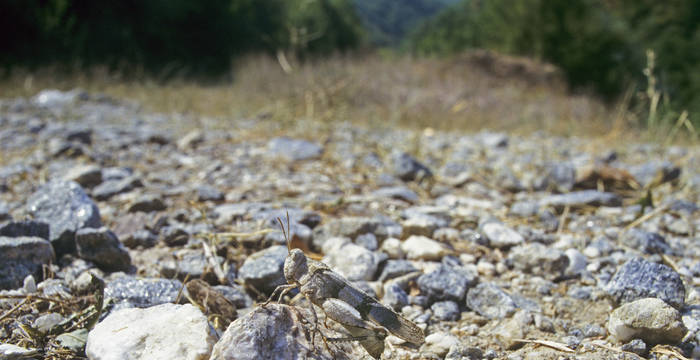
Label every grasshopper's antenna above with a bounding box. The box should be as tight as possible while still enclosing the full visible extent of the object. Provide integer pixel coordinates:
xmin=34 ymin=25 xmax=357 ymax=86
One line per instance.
xmin=276 ymin=212 xmax=291 ymax=254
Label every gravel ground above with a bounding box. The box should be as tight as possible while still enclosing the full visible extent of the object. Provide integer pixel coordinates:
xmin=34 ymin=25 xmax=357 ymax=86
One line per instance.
xmin=0 ymin=89 xmax=698 ymax=360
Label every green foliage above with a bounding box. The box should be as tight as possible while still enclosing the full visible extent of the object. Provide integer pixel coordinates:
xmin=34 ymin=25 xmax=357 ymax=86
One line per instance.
xmin=409 ymin=0 xmax=700 ymax=126
xmin=410 ymin=0 xmax=633 ymax=98
xmin=0 ymin=0 xmax=364 ymax=75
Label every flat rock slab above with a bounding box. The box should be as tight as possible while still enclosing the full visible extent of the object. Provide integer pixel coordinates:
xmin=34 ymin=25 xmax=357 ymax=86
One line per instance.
xmin=86 ymin=303 xmax=216 ymax=360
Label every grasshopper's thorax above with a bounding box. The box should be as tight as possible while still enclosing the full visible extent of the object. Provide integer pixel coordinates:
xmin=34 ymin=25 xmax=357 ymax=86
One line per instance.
xmin=284 ymin=249 xmax=308 ymax=284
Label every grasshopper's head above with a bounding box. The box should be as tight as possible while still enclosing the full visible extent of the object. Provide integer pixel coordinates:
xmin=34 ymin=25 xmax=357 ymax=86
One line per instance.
xmin=284 ymin=248 xmax=308 ymax=283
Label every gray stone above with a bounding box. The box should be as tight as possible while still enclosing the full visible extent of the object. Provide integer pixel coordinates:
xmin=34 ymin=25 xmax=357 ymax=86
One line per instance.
xmin=56 ymin=328 xmax=88 ymax=352
xmin=509 ymin=201 xmax=539 ymax=217
xmin=112 ymin=212 xmax=155 ymax=248
xmin=127 ymin=194 xmax=166 ymax=213
xmin=213 ymin=285 xmax=254 ymax=309
xmin=392 ymin=151 xmax=433 ymax=182
xmin=48 ymin=138 xmax=85 ymax=157
xmin=250 ymin=207 xmax=322 ymax=229
xmin=313 ymin=216 xmax=395 ymax=250
xmin=620 ymin=229 xmax=671 ymax=255
xmin=628 ymin=161 xmax=680 ymax=187
xmin=606 ymin=258 xmax=685 ymax=309
xmin=197 ymin=185 xmax=224 ymax=202
xmin=75 ymin=227 xmax=131 ymax=272
xmin=582 ymin=324 xmax=606 ymax=338
xmin=104 ymin=276 xmax=183 ymax=312
xmin=239 ymin=245 xmax=288 ymax=295
xmin=0 ymin=236 xmax=54 ymax=290
xmin=539 ymin=190 xmax=622 ymax=209
xmin=323 ymin=240 xmax=382 ymax=281
xmin=508 ymin=243 xmax=569 ymax=280
xmin=382 ymin=282 xmax=408 ymax=311
xmin=608 ymin=298 xmax=687 ymax=345
xmin=0 ymin=202 xmax=9 ymax=221
xmin=467 ymin=283 xmax=518 ymax=319
xmin=210 ymin=304 xmax=350 ymax=360
xmin=101 ymin=166 xmax=133 ymax=181
xmin=378 ymin=260 xmax=417 ymax=282
xmin=33 ymin=89 xmax=84 ymax=107
xmin=160 ymin=249 xmax=222 ymax=283
xmin=0 ymin=220 xmax=49 ymax=240
xmin=431 ymin=300 xmax=460 ymax=321
xmin=27 ymin=180 xmax=102 ymax=254
xmin=479 ymin=132 xmax=509 ymax=148
xmin=401 ymin=209 xmax=448 ymax=238
xmin=159 ymin=226 xmax=190 ymax=247
xmin=620 ymin=339 xmax=647 ymax=356
xmin=355 ymin=233 xmax=378 ymax=250
xmin=479 ymin=220 xmax=524 ymax=248
xmin=424 ymin=332 xmax=459 ymax=357
xmin=445 ymin=345 xmax=483 ymax=360
xmin=93 ymin=175 xmax=143 ymax=200
xmin=0 ymin=344 xmax=40 ymax=359
xmin=546 ymin=162 xmax=576 ymax=192
xmin=32 ymin=312 xmax=66 ymax=333
xmin=372 ymin=186 xmax=419 ymax=204
xmin=63 ymin=164 xmax=102 ymax=188
xmin=39 ymin=278 xmax=72 ymax=298
xmin=401 ymin=235 xmax=450 ymax=261
xmin=417 ymin=264 xmax=478 ymax=303
xmin=268 ymin=137 xmax=323 ymax=161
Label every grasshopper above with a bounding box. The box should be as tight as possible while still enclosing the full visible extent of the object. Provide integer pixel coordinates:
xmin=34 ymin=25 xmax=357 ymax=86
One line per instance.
xmin=264 ymin=215 xmax=425 ymax=359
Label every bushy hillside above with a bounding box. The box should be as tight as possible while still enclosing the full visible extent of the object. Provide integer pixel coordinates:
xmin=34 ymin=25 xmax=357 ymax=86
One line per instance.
xmin=409 ymin=0 xmax=700 ymax=126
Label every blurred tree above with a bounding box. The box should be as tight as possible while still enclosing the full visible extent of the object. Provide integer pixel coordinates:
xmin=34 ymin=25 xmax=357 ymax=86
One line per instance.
xmin=0 ymin=0 xmax=364 ymax=75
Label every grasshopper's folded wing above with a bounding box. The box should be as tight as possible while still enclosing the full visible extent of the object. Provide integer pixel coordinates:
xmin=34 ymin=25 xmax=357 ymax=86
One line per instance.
xmin=321 ymin=270 xmax=425 ymax=345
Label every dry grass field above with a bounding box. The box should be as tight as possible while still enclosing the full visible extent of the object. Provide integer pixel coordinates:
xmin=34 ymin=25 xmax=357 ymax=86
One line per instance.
xmin=0 ymin=53 xmax=691 ymax=143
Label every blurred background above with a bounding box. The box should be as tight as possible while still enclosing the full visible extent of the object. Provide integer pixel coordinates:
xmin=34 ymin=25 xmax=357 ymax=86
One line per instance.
xmin=0 ymin=0 xmax=698 ymax=139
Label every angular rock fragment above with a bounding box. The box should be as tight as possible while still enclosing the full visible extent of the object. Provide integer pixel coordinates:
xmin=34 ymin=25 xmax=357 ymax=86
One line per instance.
xmin=606 ymin=258 xmax=685 ymax=309
xmin=210 ymin=304 xmax=355 ymax=360
xmin=27 ymin=180 xmax=102 ymax=254
xmin=392 ymin=151 xmax=433 ymax=182
xmin=75 ymin=227 xmax=131 ymax=272
xmin=417 ymin=263 xmax=477 ymax=303
xmin=238 ymin=245 xmax=287 ymax=295
xmin=467 ymin=283 xmax=518 ymax=319
xmin=0 ymin=236 xmax=54 ymax=289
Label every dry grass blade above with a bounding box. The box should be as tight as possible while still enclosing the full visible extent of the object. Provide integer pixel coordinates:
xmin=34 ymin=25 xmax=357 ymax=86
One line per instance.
xmin=0 ymin=298 xmax=29 ymax=322
xmin=623 ymin=203 xmax=669 ymax=232
xmin=587 ymin=340 xmax=645 ymax=360
xmin=651 ymin=345 xmax=691 ymax=360
xmin=513 ymin=338 xmax=575 ymax=353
